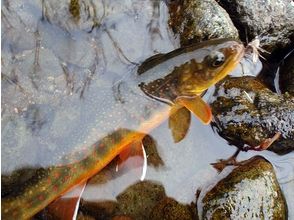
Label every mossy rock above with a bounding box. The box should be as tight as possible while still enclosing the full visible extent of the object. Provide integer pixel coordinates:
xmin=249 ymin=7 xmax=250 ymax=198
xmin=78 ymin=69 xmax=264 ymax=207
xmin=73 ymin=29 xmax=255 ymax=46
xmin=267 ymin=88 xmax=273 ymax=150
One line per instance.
xmin=198 ymin=156 xmax=287 ymax=220
xmin=116 ymin=181 xmax=166 ymax=220
xmin=150 ymin=197 xmax=195 ymax=220
xmin=167 ymin=0 xmax=238 ymax=46
xmin=211 ymin=76 xmax=294 ymax=154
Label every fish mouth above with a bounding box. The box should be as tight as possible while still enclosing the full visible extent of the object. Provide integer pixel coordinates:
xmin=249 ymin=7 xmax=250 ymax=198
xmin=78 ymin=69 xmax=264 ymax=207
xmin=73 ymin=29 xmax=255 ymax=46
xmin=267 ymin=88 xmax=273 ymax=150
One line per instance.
xmin=231 ymin=42 xmax=246 ymax=62
xmin=226 ymin=42 xmax=246 ymax=69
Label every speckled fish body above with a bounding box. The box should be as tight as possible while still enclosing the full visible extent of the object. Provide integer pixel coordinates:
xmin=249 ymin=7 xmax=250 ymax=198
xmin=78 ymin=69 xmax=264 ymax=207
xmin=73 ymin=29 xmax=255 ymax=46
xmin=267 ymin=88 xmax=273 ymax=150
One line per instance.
xmin=1 ymin=39 xmax=244 ymax=219
xmin=137 ymin=38 xmax=245 ymax=99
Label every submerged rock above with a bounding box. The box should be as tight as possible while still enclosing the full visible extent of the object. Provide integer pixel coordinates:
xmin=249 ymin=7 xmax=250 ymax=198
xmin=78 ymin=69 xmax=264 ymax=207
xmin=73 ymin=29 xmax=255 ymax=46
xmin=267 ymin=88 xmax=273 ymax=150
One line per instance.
xmin=111 ymin=216 xmax=133 ymax=220
xmin=279 ymin=50 xmax=294 ymax=95
xmin=77 ymin=213 xmax=95 ymax=220
xmin=116 ymin=181 xmax=166 ymax=220
xmin=77 ymin=181 xmax=169 ymax=219
xmin=219 ymin=0 xmax=294 ymax=52
xmin=69 ymin=0 xmax=80 ymax=21
xmin=150 ymin=197 xmax=195 ymax=220
xmin=197 ymin=156 xmax=287 ymax=220
xmin=167 ymin=0 xmax=238 ymax=46
xmin=78 ymin=179 xmax=196 ymax=219
xmin=211 ymin=76 xmax=294 ymax=154
xmin=79 ymin=200 xmax=119 ymax=220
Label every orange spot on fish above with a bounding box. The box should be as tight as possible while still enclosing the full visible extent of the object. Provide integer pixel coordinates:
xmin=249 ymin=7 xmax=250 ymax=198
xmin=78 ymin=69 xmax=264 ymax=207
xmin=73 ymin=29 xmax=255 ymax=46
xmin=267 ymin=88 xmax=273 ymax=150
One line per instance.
xmin=70 ymin=166 xmax=77 ymax=173
xmin=38 ymin=194 xmax=45 ymax=201
xmin=63 ymin=175 xmax=70 ymax=182
xmin=28 ymin=201 xmax=33 ymax=207
xmin=47 ymin=178 xmax=51 ymax=184
xmin=53 ymin=172 xmax=61 ymax=179
xmin=53 ymin=185 xmax=59 ymax=192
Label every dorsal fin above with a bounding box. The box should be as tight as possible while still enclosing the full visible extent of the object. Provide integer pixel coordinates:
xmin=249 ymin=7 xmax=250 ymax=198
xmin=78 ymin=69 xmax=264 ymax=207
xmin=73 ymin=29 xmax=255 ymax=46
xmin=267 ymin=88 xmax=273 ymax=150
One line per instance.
xmin=137 ymin=53 xmax=165 ymax=74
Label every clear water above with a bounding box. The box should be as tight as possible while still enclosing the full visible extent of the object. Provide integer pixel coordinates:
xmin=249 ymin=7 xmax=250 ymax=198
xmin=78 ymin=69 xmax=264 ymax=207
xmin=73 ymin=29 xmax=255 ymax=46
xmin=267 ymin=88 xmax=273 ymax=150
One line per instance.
xmin=1 ymin=0 xmax=293 ymax=218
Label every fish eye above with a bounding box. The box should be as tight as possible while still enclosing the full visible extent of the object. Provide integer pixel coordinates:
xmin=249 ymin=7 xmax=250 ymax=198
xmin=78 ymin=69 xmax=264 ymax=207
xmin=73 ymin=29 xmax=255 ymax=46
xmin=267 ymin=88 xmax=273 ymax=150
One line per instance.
xmin=206 ymin=51 xmax=225 ymax=68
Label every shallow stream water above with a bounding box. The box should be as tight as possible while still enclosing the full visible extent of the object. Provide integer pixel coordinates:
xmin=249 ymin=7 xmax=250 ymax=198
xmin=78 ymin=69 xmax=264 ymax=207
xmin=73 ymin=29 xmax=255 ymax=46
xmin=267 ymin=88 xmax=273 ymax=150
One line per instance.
xmin=1 ymin=0 xmax=293 ymax=218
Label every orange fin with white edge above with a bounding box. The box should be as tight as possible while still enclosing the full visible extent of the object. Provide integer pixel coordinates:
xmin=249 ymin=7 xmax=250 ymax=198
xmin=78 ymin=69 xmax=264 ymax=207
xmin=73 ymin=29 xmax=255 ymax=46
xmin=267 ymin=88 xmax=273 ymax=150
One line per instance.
xmin=175 ymin=96 xmax=212 ymax=124
xmin=118 ymin=140 xmax=144 ymax=163
xmin=169 ymin=106 xmax=191 ymax=143
xmin=117 ymin=140 xmax=147 ymax=181
xmin=45 ymin=181 xmax=87 ymax=220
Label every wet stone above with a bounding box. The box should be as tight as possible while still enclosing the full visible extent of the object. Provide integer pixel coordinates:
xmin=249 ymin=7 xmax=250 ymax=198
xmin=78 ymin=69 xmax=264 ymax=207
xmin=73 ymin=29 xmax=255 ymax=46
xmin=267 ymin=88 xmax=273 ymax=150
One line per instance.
xmin=116 ymin=180 xmax=166 ymax=220
xmin=219 ymin=0 xmax=294 ymax=52
xmin=111 ymin=215 xmax=133 ymax=220
xmin=79 ymin=199 xmax=119 ymax=220
xmin=211 ymin=76 xmax=294 ymax=154
xmin=78 ymin=181 xmax=167 ymax=219
xmin=77 ymin=213 xmax=95 ymax=220
xmin=197 ymin=156 xmax=287 ymax=220
xmin=167 ymin=0 xmax=238 ymax=46
xmin=150 ymin=197 xmax=195 ymax=220
xmin=279 ymin=50 xmax=294 ymax=95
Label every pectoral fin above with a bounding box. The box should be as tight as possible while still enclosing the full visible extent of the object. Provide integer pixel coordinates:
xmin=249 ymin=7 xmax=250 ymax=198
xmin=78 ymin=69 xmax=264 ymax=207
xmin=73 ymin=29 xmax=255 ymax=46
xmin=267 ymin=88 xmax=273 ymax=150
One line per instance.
xmin=169 ymin=106 xmax=191 ymax=143
xmin=175 ymin=96 xmax=212 ymax=125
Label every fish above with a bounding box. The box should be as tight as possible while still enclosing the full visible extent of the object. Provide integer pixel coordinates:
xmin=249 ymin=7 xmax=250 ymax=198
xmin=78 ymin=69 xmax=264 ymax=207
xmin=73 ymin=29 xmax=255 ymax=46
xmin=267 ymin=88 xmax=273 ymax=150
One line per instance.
xmin=1 ymin=38 xmax=244 ymax=219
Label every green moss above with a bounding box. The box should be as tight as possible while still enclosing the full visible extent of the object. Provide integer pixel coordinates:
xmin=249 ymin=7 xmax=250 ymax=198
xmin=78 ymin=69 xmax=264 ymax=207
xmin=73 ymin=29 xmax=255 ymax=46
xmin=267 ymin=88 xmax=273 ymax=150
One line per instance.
xmin=69 ymin=0 xmax=80 ymax=20
xmin=116 ymin=181 xmax=166 ymax=220
xmin=150 ymin=197 xmax=194 ymax=220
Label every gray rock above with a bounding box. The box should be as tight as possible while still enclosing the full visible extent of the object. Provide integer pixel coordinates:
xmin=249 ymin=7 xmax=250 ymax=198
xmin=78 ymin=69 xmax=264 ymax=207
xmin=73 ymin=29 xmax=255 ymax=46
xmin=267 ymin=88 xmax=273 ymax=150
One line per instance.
xmin=219 ymin=0 xmax=294 ymax=52
xmin=167 ymin=0 xmax=239 ymax=46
